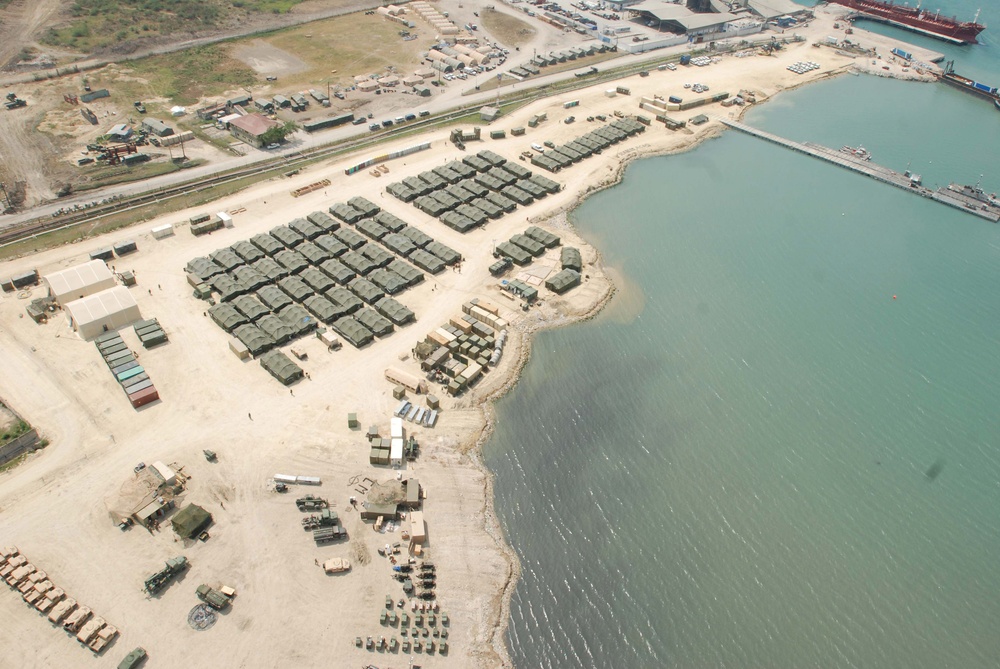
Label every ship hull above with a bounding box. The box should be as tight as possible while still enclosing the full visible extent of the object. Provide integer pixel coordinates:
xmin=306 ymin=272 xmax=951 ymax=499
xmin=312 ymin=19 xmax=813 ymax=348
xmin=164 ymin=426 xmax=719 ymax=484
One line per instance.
xmin=829 ymin=0 xmax=985 ymax=45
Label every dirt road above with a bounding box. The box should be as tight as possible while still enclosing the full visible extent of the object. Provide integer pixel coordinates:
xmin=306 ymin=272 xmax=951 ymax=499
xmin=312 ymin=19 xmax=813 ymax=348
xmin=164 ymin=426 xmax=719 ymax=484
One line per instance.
xmin=0 ymin=0 xmax=64 ymax=70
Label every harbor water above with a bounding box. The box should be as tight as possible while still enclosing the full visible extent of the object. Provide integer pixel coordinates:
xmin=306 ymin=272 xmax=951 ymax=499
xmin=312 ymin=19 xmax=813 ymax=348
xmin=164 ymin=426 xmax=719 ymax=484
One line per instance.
xmin=484 ymin=1 xmax=1000 ymax=666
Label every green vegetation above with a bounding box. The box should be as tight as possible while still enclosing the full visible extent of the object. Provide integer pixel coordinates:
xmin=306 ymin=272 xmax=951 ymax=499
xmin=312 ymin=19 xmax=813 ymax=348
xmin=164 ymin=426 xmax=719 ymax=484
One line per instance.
xmin=234 ymin=0 xmax=301 ymax=13
xmin=0 ymin=420 xmax=30 ymax=446
xmin=124 ymin=45 xmax=256 ymax=106
xmin=78 ymin=159 xmax=207 ymax=192
xmin=260 ymin=121 xmax=298 ymax=145
xmin=39 ymin=0 xmax=307 ymax=52
xmin=0 ymin=453 xmax=29 ymax=473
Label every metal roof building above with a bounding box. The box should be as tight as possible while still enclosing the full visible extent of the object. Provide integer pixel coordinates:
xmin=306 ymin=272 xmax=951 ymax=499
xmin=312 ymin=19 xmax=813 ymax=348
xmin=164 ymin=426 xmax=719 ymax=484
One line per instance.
xmin=43 ymin=260 xmax=116 ymax=306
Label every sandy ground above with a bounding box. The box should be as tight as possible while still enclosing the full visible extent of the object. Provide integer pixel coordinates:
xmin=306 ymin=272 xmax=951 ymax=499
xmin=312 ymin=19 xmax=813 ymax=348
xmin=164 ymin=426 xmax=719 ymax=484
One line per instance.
xmin=0 ymin=10 xmax=940 ymax=668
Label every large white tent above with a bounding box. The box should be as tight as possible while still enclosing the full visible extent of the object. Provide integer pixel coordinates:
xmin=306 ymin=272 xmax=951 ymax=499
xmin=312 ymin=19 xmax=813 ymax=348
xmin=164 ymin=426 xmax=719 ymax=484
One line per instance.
xmin=43 ymin=260 xmax=116 ymax=306
xmin=65 ymin=286 xmax=141 ymax=339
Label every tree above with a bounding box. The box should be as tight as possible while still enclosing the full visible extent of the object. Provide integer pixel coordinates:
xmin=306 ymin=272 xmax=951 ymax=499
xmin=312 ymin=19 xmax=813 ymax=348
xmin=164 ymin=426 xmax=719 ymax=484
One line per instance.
xmin=259 ymin=121 xmax=298 ymax=145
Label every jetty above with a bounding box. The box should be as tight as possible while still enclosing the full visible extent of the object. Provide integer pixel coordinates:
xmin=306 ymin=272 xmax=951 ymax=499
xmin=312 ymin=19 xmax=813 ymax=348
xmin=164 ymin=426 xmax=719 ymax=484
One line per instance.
xmin=721 ymin=119 xmax=1000 ymax=223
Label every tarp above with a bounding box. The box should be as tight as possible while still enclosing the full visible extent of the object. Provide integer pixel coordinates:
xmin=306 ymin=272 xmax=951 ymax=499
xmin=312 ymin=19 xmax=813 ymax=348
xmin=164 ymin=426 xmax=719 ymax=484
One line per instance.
xmin=171 ymin=504 xmax=212 ymax=538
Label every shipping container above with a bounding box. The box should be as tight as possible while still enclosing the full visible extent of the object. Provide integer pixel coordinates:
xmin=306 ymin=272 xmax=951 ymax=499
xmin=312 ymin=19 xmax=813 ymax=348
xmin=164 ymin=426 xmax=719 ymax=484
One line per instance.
xmin=129 ymin=386 xmax=159 ymax=408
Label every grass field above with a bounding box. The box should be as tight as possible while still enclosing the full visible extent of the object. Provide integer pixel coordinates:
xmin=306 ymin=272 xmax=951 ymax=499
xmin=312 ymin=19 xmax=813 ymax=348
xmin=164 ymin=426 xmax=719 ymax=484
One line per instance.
xmin=89 ymin=12 xmax=434 ymax=109
xmin=39 ymin=0 xmax=310 ymax=53
xmin=480 ymin=9 xmax=537 ymax=48
xmin=263 ymin=13 xmax=436 ymax=90
xmin=114 ymin=45 xmax=258 ymax=107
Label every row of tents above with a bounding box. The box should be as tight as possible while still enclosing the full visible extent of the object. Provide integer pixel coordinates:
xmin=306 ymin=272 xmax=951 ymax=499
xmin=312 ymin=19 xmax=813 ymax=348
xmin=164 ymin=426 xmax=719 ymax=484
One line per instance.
xmin=386 ymin=153 xmax=562 ymax=233
xmin=530 ymin=118 xmax=646 ymax=174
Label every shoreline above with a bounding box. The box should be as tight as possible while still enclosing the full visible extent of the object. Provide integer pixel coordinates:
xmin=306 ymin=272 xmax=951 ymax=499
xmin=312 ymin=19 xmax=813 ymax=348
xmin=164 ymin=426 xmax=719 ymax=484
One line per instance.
xmin=0 ymin=12 xmax=941 ymax=667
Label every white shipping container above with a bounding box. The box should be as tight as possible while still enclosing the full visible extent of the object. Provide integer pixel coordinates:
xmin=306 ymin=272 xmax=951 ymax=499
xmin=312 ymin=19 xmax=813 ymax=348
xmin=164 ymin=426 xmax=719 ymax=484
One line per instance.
xmin=297 ymin=476 xmax=322 ymax=485
xmin=391 ymin=416 xmax=404 ymax=439
xmin=151 ymin=223 xmax=174 ymax=239
xmin=218 ymin=212 xmax=234 ymax=228
xmin=274 ymin=474 xmax=297 ymax=484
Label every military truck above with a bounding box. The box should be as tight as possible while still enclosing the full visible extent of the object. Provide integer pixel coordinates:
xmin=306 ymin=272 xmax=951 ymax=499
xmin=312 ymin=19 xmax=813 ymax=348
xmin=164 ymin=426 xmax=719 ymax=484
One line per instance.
xmin=295 ymin=495 xmax=328 ymax=511
xmin=118 ymin=647 xmax=147 ymax=669
xmin=144 ymin=556 xmax=188 ymax=594
xmin=196 ymin=584 xmax=230 ymax=610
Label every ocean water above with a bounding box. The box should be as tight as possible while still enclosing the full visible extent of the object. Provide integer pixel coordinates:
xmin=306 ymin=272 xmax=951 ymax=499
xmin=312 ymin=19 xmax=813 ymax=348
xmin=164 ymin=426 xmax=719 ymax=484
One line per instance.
xmin=484 ymin=2 xmax=1000 ymax=667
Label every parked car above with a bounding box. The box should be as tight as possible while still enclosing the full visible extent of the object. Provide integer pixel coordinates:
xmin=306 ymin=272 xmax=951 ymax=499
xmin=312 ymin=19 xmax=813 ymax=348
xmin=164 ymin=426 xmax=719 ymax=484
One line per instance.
xmin=369 ymin=123 xmax=381 ymax=131
xmin=265 ymin=143 xmax=280 ymax=150
xmin=353 ymin=117 xmax=366 ymax=125
xmin=404 ymin=113 xmax=416 ymax=121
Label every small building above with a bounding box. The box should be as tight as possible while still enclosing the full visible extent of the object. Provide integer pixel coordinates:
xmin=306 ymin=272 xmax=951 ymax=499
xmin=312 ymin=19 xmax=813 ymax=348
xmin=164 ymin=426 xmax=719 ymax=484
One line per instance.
xmin=133 ymin=498 xmax=172 ymax=525
xmin=106 ymin=124 xmax=132 ymax=141
xmin=357 ymin=80 xmax=380 ymax=93
xmin=403 ymin=478 xmax=421 ymax=508
xmin=361 ymin=501 xmax=399 ymax=520
xmin=43 ymin=260 xmax=116 ymax=307
xmin=64 ymin=286 xmax=141 ymax=339
xmin=151 ymin=461 xmax=177 ymax=485
xmin=227 ymin=94 xmax=252 ymax=109
xmin=229 ymin=113 xmax=281 ymax=148
xmin=141 ymin=118 xmax=174 ymax=137
xmin=414 ymin=85 xmax=431 ymax=97
xmin=409 ymin=510 xmax=426 ymax=545
xmin=479 ymin=106 xmax=500 ymax=122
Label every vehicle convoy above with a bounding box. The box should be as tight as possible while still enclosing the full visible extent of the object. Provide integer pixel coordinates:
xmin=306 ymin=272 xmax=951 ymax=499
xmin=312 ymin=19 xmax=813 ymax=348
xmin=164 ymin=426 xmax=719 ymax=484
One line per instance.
xmin=196 ymin=584 xmax=230 ymax=610
xmin=144 ymin=556 xmax=188 ymax=594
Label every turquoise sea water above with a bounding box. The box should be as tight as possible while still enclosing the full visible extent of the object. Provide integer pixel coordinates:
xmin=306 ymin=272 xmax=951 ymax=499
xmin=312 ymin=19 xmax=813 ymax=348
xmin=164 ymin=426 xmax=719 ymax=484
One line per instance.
xmin=484 ymin=2 xmax=1000 ymax=667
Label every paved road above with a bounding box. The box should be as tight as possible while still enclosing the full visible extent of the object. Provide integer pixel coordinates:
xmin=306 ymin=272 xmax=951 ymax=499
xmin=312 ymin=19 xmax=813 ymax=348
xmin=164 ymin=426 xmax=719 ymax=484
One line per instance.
xmin=1 ymin=38 xmax=723 ymax=229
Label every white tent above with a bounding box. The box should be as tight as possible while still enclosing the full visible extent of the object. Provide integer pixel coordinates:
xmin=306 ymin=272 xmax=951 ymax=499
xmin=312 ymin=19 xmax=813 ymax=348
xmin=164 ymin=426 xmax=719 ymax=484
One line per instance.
xmin=43 ymin=260 xmax=116 ymax=306
xmin=64 ymin=286 xmax=141 ymax=339
xmin=170 ymin=106 xmax=186 ymax=116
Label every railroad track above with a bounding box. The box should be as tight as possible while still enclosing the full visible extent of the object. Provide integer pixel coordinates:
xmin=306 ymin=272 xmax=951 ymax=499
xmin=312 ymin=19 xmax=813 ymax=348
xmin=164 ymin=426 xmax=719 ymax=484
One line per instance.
xmin=1 ymin=34 xmax=791 ymax=249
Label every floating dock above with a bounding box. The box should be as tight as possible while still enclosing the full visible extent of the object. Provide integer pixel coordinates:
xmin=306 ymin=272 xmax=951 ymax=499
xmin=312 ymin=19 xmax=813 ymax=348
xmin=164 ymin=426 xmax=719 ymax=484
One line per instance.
xmin=721 ymin=119 xmax=1000 ymax=223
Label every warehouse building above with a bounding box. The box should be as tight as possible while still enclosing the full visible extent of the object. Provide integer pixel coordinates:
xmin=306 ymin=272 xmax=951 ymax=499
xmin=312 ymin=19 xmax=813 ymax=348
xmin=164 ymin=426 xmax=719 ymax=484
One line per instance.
xmin=64 ymin=286 xmax=141 ymax=339
xmin=43 ymin=260 xmax=117 ymax=306
xmin=229 ymin=114 xmax=281 ymax=148
xmin=141 ymin=118 xmax=174 ymax=137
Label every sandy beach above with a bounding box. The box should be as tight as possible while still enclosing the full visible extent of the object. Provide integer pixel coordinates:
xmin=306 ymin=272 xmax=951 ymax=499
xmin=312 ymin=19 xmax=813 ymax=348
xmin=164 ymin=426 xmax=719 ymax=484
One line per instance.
xmin=0 ymin=10 xmax=940 ymax=667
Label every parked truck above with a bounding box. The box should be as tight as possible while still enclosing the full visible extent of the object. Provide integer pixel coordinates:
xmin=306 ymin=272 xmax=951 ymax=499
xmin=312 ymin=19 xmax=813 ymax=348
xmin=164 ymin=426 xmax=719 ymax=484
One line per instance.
xmin=196 ymin=584 xmax=230 ymax=610
xmin=296 ymin=495 xmax=328 ymax=511
xmin=143 ymin=556 xmax=188 ymax=594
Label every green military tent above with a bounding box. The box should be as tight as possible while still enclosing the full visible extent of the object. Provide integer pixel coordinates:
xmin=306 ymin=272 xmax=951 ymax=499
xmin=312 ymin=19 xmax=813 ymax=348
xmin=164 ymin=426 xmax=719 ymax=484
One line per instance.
xmin=172 ymin=504 xmax=213 ymax=538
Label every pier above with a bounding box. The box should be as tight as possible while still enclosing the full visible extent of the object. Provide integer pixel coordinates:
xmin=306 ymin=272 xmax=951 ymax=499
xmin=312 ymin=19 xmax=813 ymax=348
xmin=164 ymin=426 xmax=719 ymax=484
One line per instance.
xmin=720 ymin=119 xmax=1000 ymax=223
